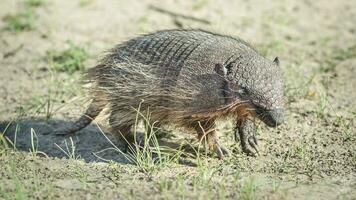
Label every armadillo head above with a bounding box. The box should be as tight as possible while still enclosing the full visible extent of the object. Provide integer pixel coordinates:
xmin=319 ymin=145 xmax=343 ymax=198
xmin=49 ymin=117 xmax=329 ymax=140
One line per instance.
xmin=215 ymin=55 xmax=284 ymax=127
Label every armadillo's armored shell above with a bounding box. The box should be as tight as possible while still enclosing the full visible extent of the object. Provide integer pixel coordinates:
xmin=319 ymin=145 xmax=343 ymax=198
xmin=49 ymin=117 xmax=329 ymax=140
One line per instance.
xmin=87 ymin=29 xmax=283 ymax=125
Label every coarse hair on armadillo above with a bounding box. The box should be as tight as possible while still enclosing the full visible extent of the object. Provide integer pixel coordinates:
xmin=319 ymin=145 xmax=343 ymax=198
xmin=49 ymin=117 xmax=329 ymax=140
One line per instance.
xmin=89 ymin=57 xmax=208 ymax=122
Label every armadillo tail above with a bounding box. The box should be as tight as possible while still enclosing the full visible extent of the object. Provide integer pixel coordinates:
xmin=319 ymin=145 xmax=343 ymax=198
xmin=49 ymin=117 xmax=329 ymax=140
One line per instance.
xmin=55 ymin=98 xmax=106 ymax=135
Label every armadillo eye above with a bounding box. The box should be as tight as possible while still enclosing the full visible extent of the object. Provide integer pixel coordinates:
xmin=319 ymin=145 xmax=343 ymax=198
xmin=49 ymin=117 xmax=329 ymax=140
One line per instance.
xmin=238 ymin=87 xmax=248 ymax=95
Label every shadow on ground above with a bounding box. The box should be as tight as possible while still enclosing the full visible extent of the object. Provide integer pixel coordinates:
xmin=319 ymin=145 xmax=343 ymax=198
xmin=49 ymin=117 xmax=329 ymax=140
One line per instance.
xmin=0 ymin=118 xmax=129 ymax=164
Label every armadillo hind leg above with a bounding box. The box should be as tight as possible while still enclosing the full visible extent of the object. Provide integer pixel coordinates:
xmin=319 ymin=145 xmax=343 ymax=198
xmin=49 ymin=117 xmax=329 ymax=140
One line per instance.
xmin=108 ymin=109 xmax=137 ymax=149
xmin=111 ymin=124 xmax=133 ymax=153
xmin=237 ymin=118 xmax=259 ymax=156
xmin=193 ymin=120 xmax=230 ymax=159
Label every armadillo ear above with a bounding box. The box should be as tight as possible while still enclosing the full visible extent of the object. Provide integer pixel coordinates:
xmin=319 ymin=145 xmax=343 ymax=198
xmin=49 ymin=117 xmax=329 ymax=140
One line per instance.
xmin=214 ymin=63 xmax=227 ymax=77
xmin=273 ymin=57 xmax=280 ymax=66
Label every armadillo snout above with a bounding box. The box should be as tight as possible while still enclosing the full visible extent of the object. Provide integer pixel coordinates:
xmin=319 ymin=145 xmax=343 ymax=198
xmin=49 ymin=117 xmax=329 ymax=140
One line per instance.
xmin=259 ymin=108 xmax=284 ymax=127
xmin=267 ymin=108 xmax=284 ymax=127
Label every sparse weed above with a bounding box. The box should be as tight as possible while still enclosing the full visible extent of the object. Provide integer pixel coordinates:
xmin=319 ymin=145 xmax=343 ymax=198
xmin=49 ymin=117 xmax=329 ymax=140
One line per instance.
xmin=158 ymin=177 xmax=173 ymax=193
xmin=6 ymin=161 xmax=29 ymax=200
xmin=29 ymin=128 xmax=47 ymax=157
xmin=192 ymin=166 xmax=218 ymax=188
xmin=240 ymin=176 xmax=257 ymax=200
xmin=0 ymin=133 xmax=10 ymax=155
xmin=295 ymin=144 xmax=307 ymax=160
xmin=321 ymin=45 xmax=356 ymax=73
xmin=2 ymin=0 xmax=45 ymax=33
xmin=55 ymin=137 xmax=80 ymax=160
xmin=241 ymin=17 xmax=254 ymax=27
xmin=16 ymin=68 xmax=83 ymax=119
xmin=217 ymin=183 xmax=226 ymax=200
xmin=74 ymin=165 xmax=90 ymax=184
xmin=128 ymin=104 xmax=183 ymax=173
xmin=25 ymin=0 xmax=46 ymax=7
xmin=316 ymin=91 xmax=328 ymax=119
xmin=3 ymin=11 xmax=34 ymax=32
xmin=333 ymin=116 xmax=355 ymax=141
xmin=0 ymin=122 xmax=17 ymax=155
xmin=17 ymin=93 xmax=54 ymax=119
xmin=192 ymin=0 xmax=209 ymax=10
xmin=79 ymin=0 xmax=94 ymax=7
xmin=157 ymin=168 xmax=227 ymax=199
xmin=264 ymin=10 xmax=296 ymax=27
xmin=157 ymin=177 xmax=183 ymax=198
xmin=0 ymin=123 xmax=11 ymax=151
xmin=284 ymin=66 xmax=315 ymax=103
xmin=271 ymin=179 xmax=281 ymax=193
xmin=258 ymin=40 xmax=285 ymax=57
xmin=29 ymin=128 xmax=38 ymax=156
xmin=47 ymin=41 xmax=89 ymax=74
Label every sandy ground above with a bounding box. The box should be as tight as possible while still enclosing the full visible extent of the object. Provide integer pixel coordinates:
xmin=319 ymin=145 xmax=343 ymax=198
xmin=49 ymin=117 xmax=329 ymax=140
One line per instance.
xmin=0 ymin=0 xmax=355 ymax=199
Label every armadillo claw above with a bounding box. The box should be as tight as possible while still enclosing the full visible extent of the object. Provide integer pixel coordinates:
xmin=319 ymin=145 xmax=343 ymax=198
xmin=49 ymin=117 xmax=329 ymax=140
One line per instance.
xmin=248 ymin=136 xmax=259 ymax=156
xmin=235 ymin=129 xmax=258 ymax=156
xmin=237 ymin=119 xmax=259 ymax=157
xmin=238 ymin=131 xmax=259 ymax=157
xmin=215 ymin=142 xmax=231 ymax=159
xmin=241 ymin=140 xmax=259 ymax=157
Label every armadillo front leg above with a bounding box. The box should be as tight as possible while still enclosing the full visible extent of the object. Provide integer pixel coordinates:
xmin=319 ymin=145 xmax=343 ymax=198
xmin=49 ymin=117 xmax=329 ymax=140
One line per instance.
xmin=236 ymin=118 xmax=259 ymax=156
xmin=194 ymin=120 xmax=230 ymax=159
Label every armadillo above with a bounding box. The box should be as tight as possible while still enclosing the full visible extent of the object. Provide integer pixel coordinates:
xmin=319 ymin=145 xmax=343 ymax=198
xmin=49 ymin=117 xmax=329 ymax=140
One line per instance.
xmin=57 ymin=29 xmax=284 ymax=158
